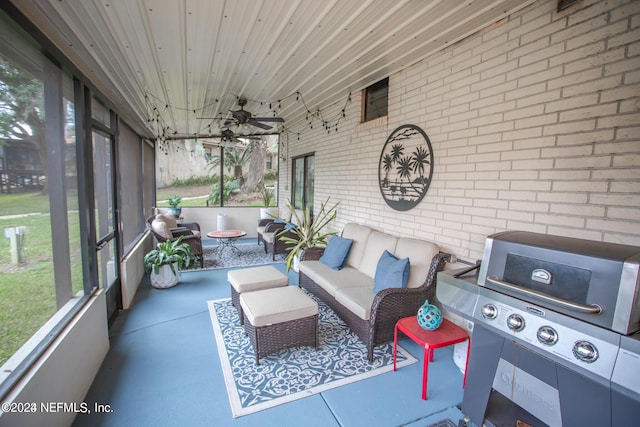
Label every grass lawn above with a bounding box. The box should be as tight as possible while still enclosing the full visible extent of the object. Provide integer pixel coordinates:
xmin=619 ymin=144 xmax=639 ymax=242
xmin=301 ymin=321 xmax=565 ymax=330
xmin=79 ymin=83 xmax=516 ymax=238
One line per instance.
xmin=0 ymin=192 xmax=83 ymax=366
xmin=0 ymin=180 xmax=275 ymax=366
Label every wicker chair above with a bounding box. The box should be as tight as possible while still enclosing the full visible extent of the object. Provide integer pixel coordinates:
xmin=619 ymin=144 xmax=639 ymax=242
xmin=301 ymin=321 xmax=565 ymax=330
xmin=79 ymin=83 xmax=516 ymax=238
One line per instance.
xmin=256 ymin=218 xmax=273 ymax=247
xmin=299 ymin=249 xmax=447 ymax=362
xmin=256 ymin=207 xmax=293 ymax=247
xmin=262 ymin=224 xmax=297 ymax=260
xmin=147 ymin=214 xmax=204 ymax=268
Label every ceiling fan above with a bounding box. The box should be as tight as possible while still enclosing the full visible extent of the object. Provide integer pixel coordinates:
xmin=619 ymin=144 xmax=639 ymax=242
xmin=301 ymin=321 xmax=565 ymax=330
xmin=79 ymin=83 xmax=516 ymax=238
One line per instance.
xmin=226 ymin=98 xmax=284 ymax=130
xmin=219 ymin=127 xmax=261 ymax=143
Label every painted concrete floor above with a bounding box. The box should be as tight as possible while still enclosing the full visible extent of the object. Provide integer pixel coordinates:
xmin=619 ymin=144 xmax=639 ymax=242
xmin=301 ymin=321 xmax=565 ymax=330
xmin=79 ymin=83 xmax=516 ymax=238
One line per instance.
xmin=73 ymin=247 xmax=465 ymax=427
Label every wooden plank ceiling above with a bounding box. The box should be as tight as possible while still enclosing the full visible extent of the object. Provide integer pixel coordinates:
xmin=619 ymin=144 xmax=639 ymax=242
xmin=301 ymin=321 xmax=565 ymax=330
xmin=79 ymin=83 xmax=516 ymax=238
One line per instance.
xmin=11 ymin=0 xmax=536 ymax=140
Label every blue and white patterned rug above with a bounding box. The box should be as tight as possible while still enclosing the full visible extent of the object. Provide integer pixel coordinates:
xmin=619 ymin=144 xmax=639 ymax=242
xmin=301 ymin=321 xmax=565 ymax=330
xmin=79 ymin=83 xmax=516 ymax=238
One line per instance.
xmin=201 ymin=243 xmax=284 ymax=269
xmin=207 ymin=292 xmax=417 ymax=417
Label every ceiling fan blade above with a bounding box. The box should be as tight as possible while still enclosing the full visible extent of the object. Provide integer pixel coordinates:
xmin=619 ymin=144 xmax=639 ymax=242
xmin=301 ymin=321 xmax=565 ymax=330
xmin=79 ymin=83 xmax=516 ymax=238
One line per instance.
xmin=247 ymin=119 xmax=272 ymax=130
xmin=252 ymin=117 xmax=284 ymax=123
xmin=231 ymin=109 xmax=251 ymax=123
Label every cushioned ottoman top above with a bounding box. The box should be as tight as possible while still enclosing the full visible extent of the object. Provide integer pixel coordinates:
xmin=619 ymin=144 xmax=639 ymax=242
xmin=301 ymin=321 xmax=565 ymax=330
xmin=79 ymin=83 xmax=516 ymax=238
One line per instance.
xmin=227 ymin=265 xmax=288 ymax=292
xmin=240 ymin=286 xmax=318 ymax=327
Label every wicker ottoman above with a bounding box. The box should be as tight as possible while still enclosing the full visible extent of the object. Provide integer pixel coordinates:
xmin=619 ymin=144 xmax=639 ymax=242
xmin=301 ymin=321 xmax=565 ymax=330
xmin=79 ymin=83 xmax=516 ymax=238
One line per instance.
xmin=240 ymin=286 xmax=319 ymax=364
xmin=227 ymin=265 xmax=289 ymax=323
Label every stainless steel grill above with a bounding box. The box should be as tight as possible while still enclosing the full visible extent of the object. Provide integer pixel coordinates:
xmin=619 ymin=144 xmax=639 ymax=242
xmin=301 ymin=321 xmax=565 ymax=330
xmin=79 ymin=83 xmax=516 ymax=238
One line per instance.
xmin=437 ymin=231 xmax=640 ymax=427
xmin=477 ymin=231 xmax=640 ymax=335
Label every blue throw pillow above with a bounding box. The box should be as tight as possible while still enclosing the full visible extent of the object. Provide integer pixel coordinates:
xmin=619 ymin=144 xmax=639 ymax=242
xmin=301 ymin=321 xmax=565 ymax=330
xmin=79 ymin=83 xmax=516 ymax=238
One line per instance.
xmin=319 ymin=235 xmax=353 ymax=270
xmin=374 ymin=250 xmax=410 ymax=293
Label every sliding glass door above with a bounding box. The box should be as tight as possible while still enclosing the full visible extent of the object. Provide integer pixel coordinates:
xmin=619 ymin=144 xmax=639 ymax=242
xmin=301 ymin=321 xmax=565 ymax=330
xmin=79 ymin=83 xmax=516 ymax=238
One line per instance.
xmin=292 ymin=154 xmax=314 ymax=212
xmin=91 ymin=100 xmax=120 ymax=322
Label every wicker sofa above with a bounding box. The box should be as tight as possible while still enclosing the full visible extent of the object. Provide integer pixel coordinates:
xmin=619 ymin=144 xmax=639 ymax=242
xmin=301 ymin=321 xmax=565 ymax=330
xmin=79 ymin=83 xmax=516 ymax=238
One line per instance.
xmin=298 ymin=223 xmax=446 ymax=362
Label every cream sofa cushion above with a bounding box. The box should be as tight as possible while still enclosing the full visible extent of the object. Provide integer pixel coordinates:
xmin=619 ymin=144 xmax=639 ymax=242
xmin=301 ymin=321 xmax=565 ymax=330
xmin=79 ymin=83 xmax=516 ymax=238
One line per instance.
xmin=334 ymin=287 xmax=376 ymax=320
xmin=227 ymin=265 xmax=288 ymax=293
xmin=262 ymin=232 xmax=275 ymax=244
xmin=298 ymin=261 xmax=372 ymax=297
xmin=158 ymin=214 xmax=178 ymax=229
xmin=290 ymin=209 xmax=306 ymax=226
xmin=395 ymin=238 xmax=439 ymax=288
xmin=359 ymin=231 xmax=399 ymax=279
xmin=151 ymin=217 xmax=172 ymax=239
xmin=341 ymin=223 xmax=372 ymax=269
xmin=279 ymin=206 xmax=292 ymax=222
xmin=240 ymin=286 xmax=318 ymax=327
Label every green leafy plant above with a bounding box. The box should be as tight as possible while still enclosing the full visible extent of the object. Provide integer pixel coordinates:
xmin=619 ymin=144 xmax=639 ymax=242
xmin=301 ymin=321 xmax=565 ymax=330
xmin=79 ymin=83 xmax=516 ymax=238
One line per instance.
xmin=167 ymin=195 xmax=182 ymax=208
xmin=144 ymin=236 xmax=195 ymax=276
xmin=260 ymin=185 xmax=275 ymax=207
xmin=207 ymin=179 xmax=239 ymax=205
xmin=279 ymin=198 xmax=339 ymax=271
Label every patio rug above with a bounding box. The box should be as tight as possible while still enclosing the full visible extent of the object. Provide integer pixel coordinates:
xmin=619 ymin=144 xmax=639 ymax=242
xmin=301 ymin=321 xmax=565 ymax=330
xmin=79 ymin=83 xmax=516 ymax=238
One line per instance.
xmin=426 ymin=420 xmax=457 ymax=427
xmin=201 ymin=242 xmax=284 ymax=269
xmin=207 ymin=293 xmax=417 ymax=417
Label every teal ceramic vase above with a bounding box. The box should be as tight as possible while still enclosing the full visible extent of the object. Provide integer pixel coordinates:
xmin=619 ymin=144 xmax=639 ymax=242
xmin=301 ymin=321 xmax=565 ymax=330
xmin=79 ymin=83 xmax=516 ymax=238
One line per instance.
xmin=417 ymin=300 xmax=442 ymax=330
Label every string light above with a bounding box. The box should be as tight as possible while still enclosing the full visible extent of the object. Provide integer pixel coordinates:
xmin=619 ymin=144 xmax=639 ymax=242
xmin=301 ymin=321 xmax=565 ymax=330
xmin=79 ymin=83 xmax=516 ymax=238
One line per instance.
xmin=144 ymin=89 xmax=352 ymax=142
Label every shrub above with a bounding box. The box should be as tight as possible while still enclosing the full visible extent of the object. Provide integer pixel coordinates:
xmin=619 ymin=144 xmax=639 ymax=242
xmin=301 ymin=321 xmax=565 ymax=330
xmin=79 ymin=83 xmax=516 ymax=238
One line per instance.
xmin=208 ymin=180 xmax=239 ymax=205
xmin=171 ymin=176 xmax=218 ymax=187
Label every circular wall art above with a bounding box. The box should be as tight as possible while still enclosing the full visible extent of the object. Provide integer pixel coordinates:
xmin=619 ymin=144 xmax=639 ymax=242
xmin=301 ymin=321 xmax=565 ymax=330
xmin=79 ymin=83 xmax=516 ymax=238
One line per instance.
xmin=378 ymin=124 xmax=434 ymax=211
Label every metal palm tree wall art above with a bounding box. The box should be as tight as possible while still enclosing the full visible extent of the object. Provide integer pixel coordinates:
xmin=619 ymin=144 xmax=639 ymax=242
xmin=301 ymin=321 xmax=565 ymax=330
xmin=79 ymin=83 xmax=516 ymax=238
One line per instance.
xmin=378 ymin=124 xmax=434 ymax=211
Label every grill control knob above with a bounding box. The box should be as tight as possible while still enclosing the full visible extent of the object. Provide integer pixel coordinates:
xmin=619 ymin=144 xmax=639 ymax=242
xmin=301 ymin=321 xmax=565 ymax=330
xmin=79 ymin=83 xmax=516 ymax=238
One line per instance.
xmin=573 ymin=340 xmax=599 ymax=363
xmin=507 ymin=314 xmax=525 ymax=332
xmin=481 ymin=304 xmax=498 ymax=320
xmin=536 ymin=326 xmax=558 ymax=346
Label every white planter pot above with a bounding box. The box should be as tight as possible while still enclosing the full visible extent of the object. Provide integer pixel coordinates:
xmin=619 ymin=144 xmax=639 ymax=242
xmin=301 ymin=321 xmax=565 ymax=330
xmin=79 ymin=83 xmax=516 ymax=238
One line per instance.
xmin=260 ymin=207 xmax=279 ymax=220
xmin=292 ymin=253 xmax=301 ymax=273
xmin=150 ymin=263 xmax=180 ymax=289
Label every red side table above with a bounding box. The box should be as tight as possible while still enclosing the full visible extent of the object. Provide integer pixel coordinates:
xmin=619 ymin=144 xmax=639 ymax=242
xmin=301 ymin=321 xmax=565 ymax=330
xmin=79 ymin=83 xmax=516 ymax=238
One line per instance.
xmin=393 ymin=315 xmax=470 ymax=400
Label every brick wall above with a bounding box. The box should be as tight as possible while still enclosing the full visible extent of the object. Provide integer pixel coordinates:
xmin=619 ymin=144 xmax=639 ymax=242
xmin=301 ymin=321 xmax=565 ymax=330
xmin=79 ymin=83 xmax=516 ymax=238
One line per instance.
xmin=281 ymin=0 xmax=640 ymax=262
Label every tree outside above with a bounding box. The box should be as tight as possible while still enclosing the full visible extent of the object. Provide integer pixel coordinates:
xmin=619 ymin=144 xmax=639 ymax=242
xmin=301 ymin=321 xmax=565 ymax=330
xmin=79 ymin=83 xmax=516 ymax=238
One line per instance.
xmin=155 ymin=134 xmax=279 ymax=207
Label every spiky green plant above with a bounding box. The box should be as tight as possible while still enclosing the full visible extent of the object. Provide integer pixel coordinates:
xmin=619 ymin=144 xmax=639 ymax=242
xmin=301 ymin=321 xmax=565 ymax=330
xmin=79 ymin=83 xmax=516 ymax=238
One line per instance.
xmin=260 ymin=184 xmax=275 ymax=207
xmin=278 ymin=198 xmax=339 ymax=271
xmin=167 ymin=195 xmax=182 ymax=208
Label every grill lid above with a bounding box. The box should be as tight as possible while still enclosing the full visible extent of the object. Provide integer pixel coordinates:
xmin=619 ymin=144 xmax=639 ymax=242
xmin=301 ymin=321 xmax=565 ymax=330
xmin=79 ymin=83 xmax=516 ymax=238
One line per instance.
xmin=478 ymin=231 xmax=640 ymax=335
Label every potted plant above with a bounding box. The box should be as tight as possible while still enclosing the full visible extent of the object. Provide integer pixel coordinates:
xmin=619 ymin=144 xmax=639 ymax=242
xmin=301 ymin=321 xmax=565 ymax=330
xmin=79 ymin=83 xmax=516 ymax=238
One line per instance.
xmin=279 ymin=198 xmax=339 ymax=272
xmin=144 ymin=236 xmax=196 ymax=289
xmin=167 ymin=195 xmax=182 ymax=218
xmin=259 ymin=184 xmax=278 ymax=219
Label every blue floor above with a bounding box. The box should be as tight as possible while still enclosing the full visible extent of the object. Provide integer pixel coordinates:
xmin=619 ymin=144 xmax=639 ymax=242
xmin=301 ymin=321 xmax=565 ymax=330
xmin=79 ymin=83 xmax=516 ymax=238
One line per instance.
xmin=73 ymin=253 xmax=465 ymax=427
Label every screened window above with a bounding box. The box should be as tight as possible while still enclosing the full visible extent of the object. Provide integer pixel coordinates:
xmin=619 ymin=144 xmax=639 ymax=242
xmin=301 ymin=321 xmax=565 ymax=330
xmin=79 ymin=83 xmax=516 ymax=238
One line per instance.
xmin=0 ymin=5 xmax=153 ymax=400
xmin=362 ymin=77 xmax=389 ymax=122
xmin=118 ymin=122 xmax=145 ymax=254
xmin=155 ymin=134 xmax=279 ymax=207
xmin=0 ymin=11 xmax=85 ymax=370
xmin=143 ymin=140 xmax=155 ymax=220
